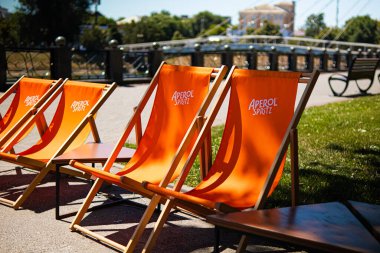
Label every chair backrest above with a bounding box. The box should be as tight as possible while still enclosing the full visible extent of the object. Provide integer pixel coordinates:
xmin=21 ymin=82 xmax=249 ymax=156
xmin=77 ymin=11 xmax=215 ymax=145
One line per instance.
xmin=186 ymin=70 xmax=301 ymax=209
xmin=348 ymin=58 xmax=379 ymax=81
xmin=0 ymin=77 xmax=57 ymax=142
xmin=116 ymin=64 xmax=219 ymax=184
xmin=171 ymin=69 xmax=319 ymax=211
xmin=13 ymin=80 xmax=112 ymax=161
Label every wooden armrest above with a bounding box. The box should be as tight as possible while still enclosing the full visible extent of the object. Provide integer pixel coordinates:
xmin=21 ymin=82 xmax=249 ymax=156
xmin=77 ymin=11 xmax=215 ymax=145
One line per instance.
xmin=142 ymin=181 xmax=217 ymax=210
xmin=69 ymin=160 xmax=121 ymax=182
xmin=0 ymin=152 xmax=18 ymax=162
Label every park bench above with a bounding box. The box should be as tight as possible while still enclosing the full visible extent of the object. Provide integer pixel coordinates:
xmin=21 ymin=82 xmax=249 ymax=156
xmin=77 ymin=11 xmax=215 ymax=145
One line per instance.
xmin=328 ymin=57 xmax=379 ymax=96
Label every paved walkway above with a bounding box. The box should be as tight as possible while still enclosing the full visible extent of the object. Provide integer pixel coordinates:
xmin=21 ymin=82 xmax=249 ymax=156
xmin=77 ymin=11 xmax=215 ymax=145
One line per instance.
xmin=0 ymin=71 xmax=379 ymax=253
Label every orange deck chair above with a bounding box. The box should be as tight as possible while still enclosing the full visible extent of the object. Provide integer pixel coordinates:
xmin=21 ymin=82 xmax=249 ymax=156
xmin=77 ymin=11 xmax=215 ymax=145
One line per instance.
xmin=0 ymin=79 xmax=116 ymax=209
xmin=140 ymin=68 xmax=320 ymax=252
xmin=0 ymin=76 xmax=61 ymax=148
xmin=67 ymin=62 xmax=227 ymax=252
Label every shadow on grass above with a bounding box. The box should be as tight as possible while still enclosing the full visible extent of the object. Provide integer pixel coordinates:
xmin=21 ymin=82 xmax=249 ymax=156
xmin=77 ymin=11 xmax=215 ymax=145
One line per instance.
xmin=268 ymin=166 xmax=380 ymax=208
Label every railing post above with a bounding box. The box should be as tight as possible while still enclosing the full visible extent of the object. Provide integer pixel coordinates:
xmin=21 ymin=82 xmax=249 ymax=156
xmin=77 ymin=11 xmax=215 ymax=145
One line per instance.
xmin=148 ymin=42 xmax=163 ymax=77
xmin=357 ymin=48 xmax=363 ymax=58
xmin=105 ymin=39 xmax=123 ymax=84
xmin=320 ymin=48 xmax=328 ymax=71
xmin=333 ymin=48 xmax=341 ymax=71
xmin=305 ymin=47 xmax=314 ymax=72
xmin=221 ymin=44 xmax=233 ymax=69
xmin=246 ymin=45 xmax=257 ymax=70
xmin=0 ymin=44 xmax=7 ymax=91
xmin=50 ymin=36 xmax=71 ymax=79
xmin=269 ymin=46 xmax=278 ymax=70
xmin=191 ymin=43 xmax=204 ymax=67
xmin=288 ymin=47 xmax=297 ymax=71
xmin=366 ymin=49 xmax=374 ymax=58
xmin=346 ymin=48 xmax=353 ymax=69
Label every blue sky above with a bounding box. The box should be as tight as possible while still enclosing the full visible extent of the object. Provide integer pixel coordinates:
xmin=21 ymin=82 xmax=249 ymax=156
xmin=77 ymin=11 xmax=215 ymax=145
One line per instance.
xmin=2 ymin=0 xmax=380 ymax=30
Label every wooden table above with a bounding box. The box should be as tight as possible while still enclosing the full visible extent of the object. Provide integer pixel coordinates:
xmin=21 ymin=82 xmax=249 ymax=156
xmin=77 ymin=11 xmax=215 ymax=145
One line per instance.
xmin=52 ymin=142 xmax=135 ymax=219
xmin=207 ymin=201 xmax=380 ymax=253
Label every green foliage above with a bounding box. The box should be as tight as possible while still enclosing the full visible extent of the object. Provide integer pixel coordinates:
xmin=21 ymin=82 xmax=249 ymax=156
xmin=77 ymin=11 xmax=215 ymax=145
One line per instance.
xmin=305 ymin=13 xmax=327 ymax=38
xmin=254 ymin=20 xmax=281 ymax=36
xmin=317 ymin=27 xmax=343 ymax=41
xmin=172 ymin=31 xmax=184 ymax=40
xmin=121 ymin=10 xmax=228 ymax=43
xmin=186 ymin=95 xmax=380 ymax=207
xmin=80 ymin=26 xmax=107 ymax=50
xmin=339 ymin=15 xmax=379 ymax=44
xmin=83 ymin=13 xmax=123 ymax=44
xmin=245 ymin=27 xmax=256 ymax=35
xmin=191 ymin=11 xmax=228 ymax=36
xmin=0 ymin=12 xmax=23 ymax=46
xmin=17 ymin=0 xmax=91 ymax=45
xmin=122 ymin=11 xmax=190 ymax=43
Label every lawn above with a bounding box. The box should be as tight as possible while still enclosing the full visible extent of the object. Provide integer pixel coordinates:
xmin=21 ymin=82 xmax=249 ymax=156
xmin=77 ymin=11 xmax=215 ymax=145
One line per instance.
xmin=185 ymin=94 xmax=380 ymax=207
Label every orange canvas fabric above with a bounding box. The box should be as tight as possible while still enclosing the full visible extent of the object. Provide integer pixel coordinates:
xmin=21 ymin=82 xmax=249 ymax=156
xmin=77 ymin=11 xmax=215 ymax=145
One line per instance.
xmin=0 ymin=78 xmax=53 ymax=140
xmin=17 ymin=81 xmax=106 ymax=161
xmin=91 ymin=65 xmax=213 ymax=184
xmin=186 ymin=69 xmax=300 ymax=209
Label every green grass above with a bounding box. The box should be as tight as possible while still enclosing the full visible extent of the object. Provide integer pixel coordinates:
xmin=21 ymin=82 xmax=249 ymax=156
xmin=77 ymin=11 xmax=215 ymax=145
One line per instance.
xmin=187 ymin=94 xmax=380 ymax=207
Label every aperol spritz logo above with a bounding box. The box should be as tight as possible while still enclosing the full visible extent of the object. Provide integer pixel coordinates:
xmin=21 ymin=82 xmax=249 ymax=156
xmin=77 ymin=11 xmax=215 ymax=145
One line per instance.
xmin=71 ymin=100 xmax=89 ymax=112
xmin=248 ymin=97 xmax=278 ymax=116
xmin=171 ymin=90 xmax=194 ymax=105
xmin=24 ymin=95 xmax=39 ymax=106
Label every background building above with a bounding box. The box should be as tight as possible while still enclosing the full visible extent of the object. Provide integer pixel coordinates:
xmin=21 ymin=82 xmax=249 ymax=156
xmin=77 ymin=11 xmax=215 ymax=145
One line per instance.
xmin=239 ymin=1 xmax=295 ymax=36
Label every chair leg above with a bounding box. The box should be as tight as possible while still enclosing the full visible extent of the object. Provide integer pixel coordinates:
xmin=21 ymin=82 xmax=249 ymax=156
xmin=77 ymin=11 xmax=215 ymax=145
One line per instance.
xmin=13 ymin=165 xmax=52 ymax=209
xmin=214 ymin=226 xmax=221 ymax=253
xmin=124 ymin=194 xmax=163 ymax=253
xmin=55 ymin=165 xmax=61 ymax=219
xmin=70 ymin=178 xmax=104 ymax=230
xmin=290 ymin=128 xmax=299 ymax=207
xmin=142 ymin=199 xmax=175 ymax=253
xmin=236 ymin=235 xmax=248 ymax=253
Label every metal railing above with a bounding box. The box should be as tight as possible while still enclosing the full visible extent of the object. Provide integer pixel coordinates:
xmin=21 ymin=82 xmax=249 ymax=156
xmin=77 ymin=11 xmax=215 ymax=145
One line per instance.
xmin=2 ymin=36 xmax=379 ymax=90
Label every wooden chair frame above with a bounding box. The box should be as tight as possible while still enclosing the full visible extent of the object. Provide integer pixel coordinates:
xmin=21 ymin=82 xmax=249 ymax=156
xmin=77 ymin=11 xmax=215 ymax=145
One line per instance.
xmin=67 ymin=62 xmax=228 ymax=252
xmin=328 ymin=58 xmax=379 ymax=96
xmin=139 ymin=68 xmax=320 ymax=252
xmin=0 ymin=79 xmax=116 ymax=209
xmin=0 ymin=76 xmax=62 ymax=148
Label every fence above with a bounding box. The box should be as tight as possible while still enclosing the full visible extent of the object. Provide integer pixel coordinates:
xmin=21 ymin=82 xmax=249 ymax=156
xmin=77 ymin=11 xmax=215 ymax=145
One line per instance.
xmin=1 ymin=37 xmax=380 ymax=91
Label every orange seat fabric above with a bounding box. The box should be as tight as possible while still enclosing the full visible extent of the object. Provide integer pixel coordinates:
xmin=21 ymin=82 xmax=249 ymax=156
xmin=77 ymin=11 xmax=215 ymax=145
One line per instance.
xmin=0 ymin=78 xmax=53 ymax=140
xmin=91 ymin=65 xmax=213 ymax=184
xmin=16 ymin=81 xmax=106 ymax=161
xmin=186 ymin=69 xmax=301 ymax=209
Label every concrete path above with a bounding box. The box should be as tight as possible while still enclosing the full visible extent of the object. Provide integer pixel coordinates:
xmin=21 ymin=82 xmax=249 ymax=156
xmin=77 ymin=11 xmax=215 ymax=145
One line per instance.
xmin=0 ymin=71 xmax=379 ymax=253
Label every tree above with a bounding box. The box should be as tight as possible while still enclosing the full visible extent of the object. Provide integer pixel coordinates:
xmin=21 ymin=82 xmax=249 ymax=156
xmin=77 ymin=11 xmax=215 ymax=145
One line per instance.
xmin=80 ymin=26 xmax=107 ymax=50
xmin=317 ymin=27 xmax=343 ymax=41
xmin=18 ymin=0 xmax=91 ymax=45
xmin=254 ymin=20 xmax=281 ymax=36
xmin=0 ymin=13 xmax=23 ymax=46
xmin=120 ymin=10 xmax=229 ymax=43
xmin=191 ymin=11 xmax=229 ymax=36
xmin=339 ymin=15 xmax=379 ymax=43
xmin=305 ymin=13 xmax=327 ymax=38
xmin=172 ymin=30 xmax=184 ymax=40
xmin=83 ymin=13 xmax=123 ymax=44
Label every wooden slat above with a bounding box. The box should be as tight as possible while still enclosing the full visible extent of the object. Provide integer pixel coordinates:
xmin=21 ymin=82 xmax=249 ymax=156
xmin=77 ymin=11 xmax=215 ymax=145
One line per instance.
xmin=73 ymin=224 xmax=126 ymax=252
